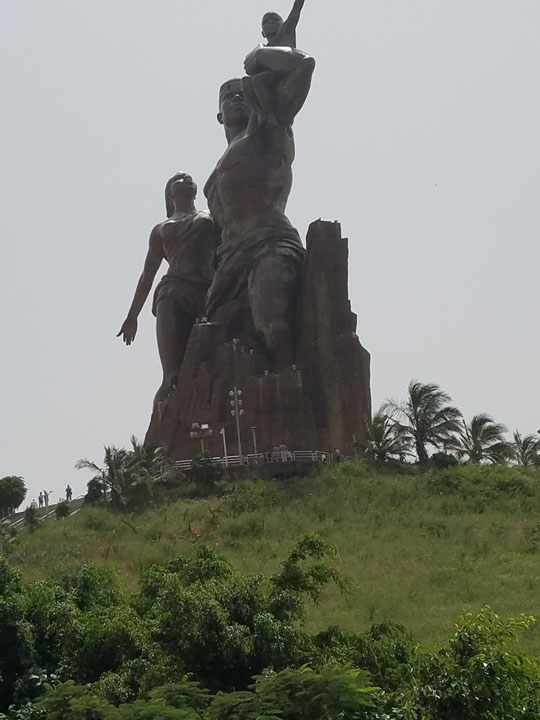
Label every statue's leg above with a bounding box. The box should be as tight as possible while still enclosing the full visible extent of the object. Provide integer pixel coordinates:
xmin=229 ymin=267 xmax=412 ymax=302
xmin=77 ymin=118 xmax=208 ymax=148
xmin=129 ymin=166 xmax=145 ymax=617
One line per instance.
xmin=154 ymin=298 xmax=193 ymax=406
xmin=248 ymin=254 xmax=300 ymax=368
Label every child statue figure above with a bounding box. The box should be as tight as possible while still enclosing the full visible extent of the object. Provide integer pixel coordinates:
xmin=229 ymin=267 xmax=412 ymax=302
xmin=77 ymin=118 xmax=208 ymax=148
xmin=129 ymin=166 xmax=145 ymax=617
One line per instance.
xmin=243 ymin=0 xmax=306 ymax=127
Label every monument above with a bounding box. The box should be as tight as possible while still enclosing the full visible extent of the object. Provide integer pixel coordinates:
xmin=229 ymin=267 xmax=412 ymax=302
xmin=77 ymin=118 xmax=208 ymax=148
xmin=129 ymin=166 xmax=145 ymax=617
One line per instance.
xmin=119 ymin=1 xmax=371 ymax=460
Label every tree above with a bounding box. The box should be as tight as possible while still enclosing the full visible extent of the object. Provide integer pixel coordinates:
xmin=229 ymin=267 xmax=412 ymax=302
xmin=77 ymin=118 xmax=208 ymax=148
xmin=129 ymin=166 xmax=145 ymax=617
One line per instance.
xmin=513 ymin=431 xmax=540 ymax=467
xmin=365 ymin=411 xmax=411 ymax=463
xmin=0 ymin=476 xmax=26 ymax=518
xmin=76 ymin=446 xmax=129 ymax=508
xmin=76 ymin=440 xmax=165 ymax=511
xmin=383 ymin=381 xmax=462 ymax=465
xmin=455 ymin=414 xmax=513 ymax=465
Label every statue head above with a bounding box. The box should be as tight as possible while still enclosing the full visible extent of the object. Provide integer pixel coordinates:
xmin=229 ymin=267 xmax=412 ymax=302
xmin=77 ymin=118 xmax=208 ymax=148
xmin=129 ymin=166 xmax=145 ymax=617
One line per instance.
xmin=217 ymin=78 xmax=250 ymax=132
xmin=165 ymin=173 xmax=197 ymax=217
xmin=262 ymin=11 xmax=283 ymax=40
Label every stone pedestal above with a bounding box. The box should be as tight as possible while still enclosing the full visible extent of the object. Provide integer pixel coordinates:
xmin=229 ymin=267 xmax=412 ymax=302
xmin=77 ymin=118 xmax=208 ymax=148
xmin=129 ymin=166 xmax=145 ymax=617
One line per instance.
xmin=145 ymin=220 xmax=371 ymax=460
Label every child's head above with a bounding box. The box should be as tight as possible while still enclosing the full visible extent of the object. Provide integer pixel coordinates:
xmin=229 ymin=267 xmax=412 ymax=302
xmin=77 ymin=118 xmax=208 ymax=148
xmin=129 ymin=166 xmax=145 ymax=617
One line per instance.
xmin=262 ymin=11 xmax=283 ymax=40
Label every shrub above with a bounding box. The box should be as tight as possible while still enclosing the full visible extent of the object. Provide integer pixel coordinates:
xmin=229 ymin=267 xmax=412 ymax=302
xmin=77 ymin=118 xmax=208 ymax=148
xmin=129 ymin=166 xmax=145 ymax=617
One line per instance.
xmin=55 ymin=501 xmax=70 ymax=520
xmin=189 ymin=453 xmax=224 ymax=496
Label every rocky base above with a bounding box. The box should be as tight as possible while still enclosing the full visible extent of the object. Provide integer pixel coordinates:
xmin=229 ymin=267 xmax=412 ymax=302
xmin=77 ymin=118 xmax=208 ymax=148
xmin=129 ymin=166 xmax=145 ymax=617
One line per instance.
xmin=145 ymin=220 xmax=371 ymax=460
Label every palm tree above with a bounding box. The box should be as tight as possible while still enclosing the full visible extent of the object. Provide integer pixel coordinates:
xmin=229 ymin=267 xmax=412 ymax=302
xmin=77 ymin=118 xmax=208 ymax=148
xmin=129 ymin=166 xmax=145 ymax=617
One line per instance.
xmin=365 ymin=411 xmax=412 ymax=463
xmin=513 ymin=431 xmax=540 ymax=467
xmin=454 ymin=414 xmax=513 ymax=465
xmin=75 ymin=446 xmax=130 ymax=508
xmin=383 ymin=381 xmax=462 ymax=465
xmin=128 ymin=436 xmax=165 ymax=477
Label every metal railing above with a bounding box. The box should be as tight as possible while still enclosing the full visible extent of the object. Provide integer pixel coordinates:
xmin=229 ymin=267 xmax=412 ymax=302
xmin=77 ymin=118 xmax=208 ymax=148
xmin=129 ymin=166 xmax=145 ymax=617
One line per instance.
xmin=174 ymin=450 xmax=340 ymax=472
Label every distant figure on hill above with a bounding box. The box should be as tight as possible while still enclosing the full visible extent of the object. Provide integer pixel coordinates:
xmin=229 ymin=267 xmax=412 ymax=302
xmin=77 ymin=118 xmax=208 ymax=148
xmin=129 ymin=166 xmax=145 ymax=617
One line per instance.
xmin=31 ymin=499 xmax=37 ymax=509
xmin=44 ymin=490 xmax=50 ymax=507
xmin=65 ymin=485 xmax=73 ymax=502
xmin=38 ymin=492 xmax=44 ymax=509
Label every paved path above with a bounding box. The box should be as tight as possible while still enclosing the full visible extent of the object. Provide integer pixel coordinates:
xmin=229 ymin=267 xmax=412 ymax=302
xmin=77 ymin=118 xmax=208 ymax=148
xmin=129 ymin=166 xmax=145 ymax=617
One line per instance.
xmin=3 ymin=496 xmax=85 ymax=529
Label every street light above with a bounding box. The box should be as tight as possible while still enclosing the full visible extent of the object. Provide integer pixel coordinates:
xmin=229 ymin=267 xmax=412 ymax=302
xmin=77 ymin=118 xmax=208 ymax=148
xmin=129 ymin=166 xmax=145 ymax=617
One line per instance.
xmin=229 ymin=387 xmax=244 ymax=462
xmin=251 ymin=426 xmax=259 ymax=461
xmin=190 ymin=422 xmax=213 ymax=453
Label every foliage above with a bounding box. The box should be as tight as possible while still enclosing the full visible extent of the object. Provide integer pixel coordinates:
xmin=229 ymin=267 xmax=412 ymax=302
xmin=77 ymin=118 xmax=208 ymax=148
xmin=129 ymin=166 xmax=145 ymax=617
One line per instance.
xmin=453 ymin=413 xmax=513 ymax=465
xmin=430 ymin=451 xmax=459 ymax=469
xmin=365 ymin=412 xmax=411 ymax=463
xmin=85 ymin=478 xmax=107 ymax=506
xmin=209 ymin=665 xmax=379 ymax=720
xmin=0 ymin=559 xmax=34 ymax=711
xmin=189 ymin=452 xmax=225 ymax=495
xmin=0 ymin=477 xmax=27 ymax=518
xmin=76 ymin=438 xmax=164 ymax=511
xmin=399 ymin=606 xmax=540 ymax=719
xmin=383 ymin=381 xmax=462 ymax=465
xmin=55 ymin=502 xmax=70 ymax=520
xmin=23 ymin=507 xmax=40 ymax=532
xmin=514 ymin=431 xmax=540 ymax=467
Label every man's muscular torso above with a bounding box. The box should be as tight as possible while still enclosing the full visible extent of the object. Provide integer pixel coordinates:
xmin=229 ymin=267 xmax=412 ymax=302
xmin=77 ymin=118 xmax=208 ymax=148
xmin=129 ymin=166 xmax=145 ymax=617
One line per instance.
xmin=205 ymin=124 xmax=295 ymax=237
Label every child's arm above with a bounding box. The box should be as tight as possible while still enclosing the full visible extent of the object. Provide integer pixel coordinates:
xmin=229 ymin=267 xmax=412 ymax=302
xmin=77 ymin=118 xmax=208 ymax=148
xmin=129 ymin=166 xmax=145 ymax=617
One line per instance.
xmin=282 ymin=0 xmax=305 ymax=34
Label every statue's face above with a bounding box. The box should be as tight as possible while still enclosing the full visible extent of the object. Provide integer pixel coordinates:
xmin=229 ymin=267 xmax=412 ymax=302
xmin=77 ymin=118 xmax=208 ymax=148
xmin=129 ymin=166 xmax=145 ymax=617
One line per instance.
xmin=262 ymin=12 xmax=283 ymax=39
xmin=218 ymin=83 xmax=249 ymax=128
xmin=171 ymin=173 xmax=197 ymax=201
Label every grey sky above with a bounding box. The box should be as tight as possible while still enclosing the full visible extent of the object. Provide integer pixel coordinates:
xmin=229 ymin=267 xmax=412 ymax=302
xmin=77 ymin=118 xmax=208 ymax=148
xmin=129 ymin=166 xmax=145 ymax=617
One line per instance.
xmin=1 ymin=1 xmax=539 ymax=505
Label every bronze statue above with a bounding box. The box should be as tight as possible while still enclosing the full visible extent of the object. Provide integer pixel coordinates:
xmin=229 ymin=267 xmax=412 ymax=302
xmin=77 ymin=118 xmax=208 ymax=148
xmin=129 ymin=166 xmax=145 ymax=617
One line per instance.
xmin=243 ymin=0 xmax=306 ymax=127
xmin=204 ymin=14 xmax=315 ymax=368
xmin=118 ymin=173 xmax=218 ymax=406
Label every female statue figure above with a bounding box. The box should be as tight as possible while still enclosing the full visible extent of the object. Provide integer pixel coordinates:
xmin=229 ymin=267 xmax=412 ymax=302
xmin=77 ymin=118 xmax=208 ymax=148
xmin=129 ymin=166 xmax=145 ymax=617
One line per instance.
xmin=118 ymin=173 xmax=218 ymax=406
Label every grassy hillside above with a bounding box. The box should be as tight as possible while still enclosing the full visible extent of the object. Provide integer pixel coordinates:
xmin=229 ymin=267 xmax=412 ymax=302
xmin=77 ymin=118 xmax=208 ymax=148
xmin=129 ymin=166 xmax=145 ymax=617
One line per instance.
xmin=9 ymin=462 xmax=540 ymax=653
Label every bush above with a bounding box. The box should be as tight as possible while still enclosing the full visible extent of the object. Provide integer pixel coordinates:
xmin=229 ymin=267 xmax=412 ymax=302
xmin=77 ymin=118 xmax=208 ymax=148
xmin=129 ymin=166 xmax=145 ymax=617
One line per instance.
xmin=23 ymin=506 xmax=40 ymax=532
xmin=85 ymin=478 xmax=106 ymax=506
xmin=55 ymin=501 xmax=70 ymax=520
xmin=189 ymin=453 xmax=224 ymax=496
xmin=430 ymin=452 xmax=459 ymax=469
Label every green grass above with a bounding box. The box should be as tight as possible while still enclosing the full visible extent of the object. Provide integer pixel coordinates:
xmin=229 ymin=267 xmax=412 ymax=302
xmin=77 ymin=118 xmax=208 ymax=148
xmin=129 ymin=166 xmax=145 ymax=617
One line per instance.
xmin=9 ymin=462 xmax=540 ymax=653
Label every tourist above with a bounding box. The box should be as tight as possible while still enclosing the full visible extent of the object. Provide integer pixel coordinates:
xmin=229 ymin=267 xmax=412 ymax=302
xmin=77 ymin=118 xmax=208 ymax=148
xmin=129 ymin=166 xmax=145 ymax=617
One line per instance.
xmin=38 ymin=492 xmax=44 ymax=509
xmin=65 ymin=484 xmax=73 ymax=502
xmin=44 ymin=490 xmax=50 ymax=507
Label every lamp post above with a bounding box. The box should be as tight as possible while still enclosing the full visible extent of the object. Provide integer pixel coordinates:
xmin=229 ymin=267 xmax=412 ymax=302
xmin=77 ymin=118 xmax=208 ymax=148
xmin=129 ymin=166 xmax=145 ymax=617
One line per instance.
xmin=190 ymin=422 xmax=213 ymax=453
xmin=251 ymin=426 xmax=259 ymax=461
xmin=229 ymin=387 xmax=244 ymax=463
xmin=220 ymin=426 xmax=229 ymax=466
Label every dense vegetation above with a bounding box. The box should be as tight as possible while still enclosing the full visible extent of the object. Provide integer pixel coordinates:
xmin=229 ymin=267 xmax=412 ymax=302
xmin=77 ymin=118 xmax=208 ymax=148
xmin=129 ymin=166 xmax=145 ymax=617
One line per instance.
xmin=2 ymin=525 xmax=540 ymax=719
xmin=2 ymin=380 xmax=540 ymax=717
xmin=2 ymin=461 xmax=540 ymax=717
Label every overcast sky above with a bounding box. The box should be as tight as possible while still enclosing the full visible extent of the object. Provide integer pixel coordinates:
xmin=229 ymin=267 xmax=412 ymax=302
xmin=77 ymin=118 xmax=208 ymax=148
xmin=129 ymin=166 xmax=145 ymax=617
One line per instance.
xmin=1 ymin=0 xmax=539 ymax=506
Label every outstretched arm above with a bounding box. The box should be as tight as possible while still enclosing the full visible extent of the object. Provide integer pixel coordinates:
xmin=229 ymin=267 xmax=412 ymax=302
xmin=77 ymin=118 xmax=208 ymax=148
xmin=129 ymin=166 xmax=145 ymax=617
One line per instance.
xmin=284 ymin=0 xmax=306 ymax=30
xmin=117 ymin=226 xmax=163 ymax=345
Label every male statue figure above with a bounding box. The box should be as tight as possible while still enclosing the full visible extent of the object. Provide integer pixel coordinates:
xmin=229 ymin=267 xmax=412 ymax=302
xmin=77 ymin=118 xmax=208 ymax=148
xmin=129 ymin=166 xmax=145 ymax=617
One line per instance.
xmin=204 ymin=23 xmax=315 ymax=368
xmin=118 ymin=173 xmax=218 ymax=407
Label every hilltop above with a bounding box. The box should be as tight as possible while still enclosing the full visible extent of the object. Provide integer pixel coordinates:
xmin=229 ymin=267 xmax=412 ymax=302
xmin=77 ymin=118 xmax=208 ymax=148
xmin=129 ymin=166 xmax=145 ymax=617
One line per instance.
xmin=8 ymin=461 xmax=540 ymax=653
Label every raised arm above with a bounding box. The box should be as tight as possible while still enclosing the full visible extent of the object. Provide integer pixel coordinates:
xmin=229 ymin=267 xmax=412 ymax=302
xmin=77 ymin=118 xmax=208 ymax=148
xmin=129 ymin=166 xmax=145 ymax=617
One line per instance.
xmin=284 ymin=0 xmax=306 ymax=31
xmin=117 ymin=225 xmax=164 ymax=345
xmin=244 ymin=45 xmax=315 ymax=126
